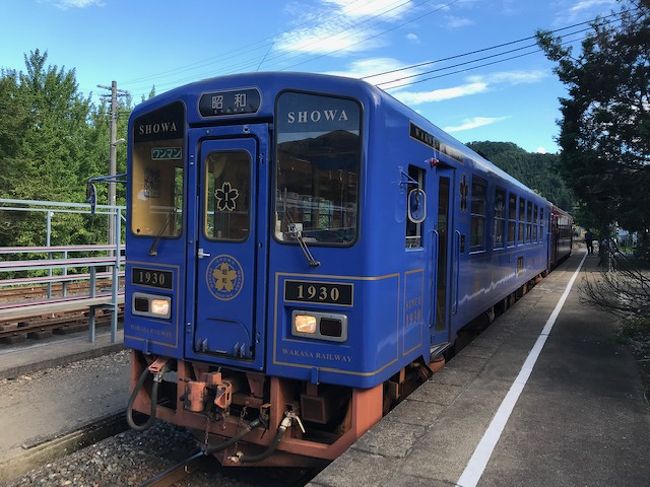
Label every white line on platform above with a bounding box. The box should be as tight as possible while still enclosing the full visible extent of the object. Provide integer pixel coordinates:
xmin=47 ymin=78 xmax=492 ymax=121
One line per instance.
xmin=457 ymin=252 xmax=588 ymax=487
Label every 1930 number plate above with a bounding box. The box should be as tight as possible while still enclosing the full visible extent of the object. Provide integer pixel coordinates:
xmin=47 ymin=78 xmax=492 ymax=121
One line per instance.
xmin=284 ymin=280 xmax=352 ymax=306
xmin=132 ymin=268 xmax=173 ymax=289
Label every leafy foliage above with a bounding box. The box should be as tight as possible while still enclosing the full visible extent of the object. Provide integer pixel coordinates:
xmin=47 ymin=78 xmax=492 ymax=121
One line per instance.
xmin=0 ymin=50 xmax=132 ymax=247
xmin=536 ymin=1 xmax=650 ymax=238
xmin=467 ymin=141 xmax=575 ymax=211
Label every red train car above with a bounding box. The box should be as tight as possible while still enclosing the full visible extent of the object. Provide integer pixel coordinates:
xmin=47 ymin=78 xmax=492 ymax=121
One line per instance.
xmin=549 ymin=205 xmax=573 ymax=268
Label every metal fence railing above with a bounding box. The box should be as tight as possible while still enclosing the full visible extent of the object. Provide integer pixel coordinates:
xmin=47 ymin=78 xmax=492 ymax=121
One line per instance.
xmin=0 ymin=199 xmax=125 ymax=343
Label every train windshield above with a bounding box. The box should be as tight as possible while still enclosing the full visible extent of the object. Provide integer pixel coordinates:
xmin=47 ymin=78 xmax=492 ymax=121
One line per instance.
xmin=274 ymin=92 xmax=361 ymax=245
xmin=130 ymin=102 xmax=185 ymax=238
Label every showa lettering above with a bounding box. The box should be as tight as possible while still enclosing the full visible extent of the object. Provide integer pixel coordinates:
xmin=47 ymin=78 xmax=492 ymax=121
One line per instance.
xmin=287 ymin=109 xmax=349 ymax=124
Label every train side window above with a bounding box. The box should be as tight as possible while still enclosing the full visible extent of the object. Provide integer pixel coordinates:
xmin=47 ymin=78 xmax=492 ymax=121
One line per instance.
xmin=470 ymin=176 xmax=487 ymax=252
xmin=533 ymin=205 xmax=538 ymax=242
xmin=526 ymin=201 xmax=533 ymax=243
xmin=507 ymin=193 xmax=516 ymax=246
xmin=494 ymin=188 xmax=506 ymax=249
xmin=539 ymin=207 xmax=544 ymax=241
xmin=518 ymin=197 xmax=525 ymax=244
xmin=405 ymin=165 xmax=425 ymax=248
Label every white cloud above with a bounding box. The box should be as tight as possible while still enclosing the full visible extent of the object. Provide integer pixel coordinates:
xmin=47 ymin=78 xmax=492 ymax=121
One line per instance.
xmin=275 ymin=0 xmax=416 ymax=55
xmin=553 ymin=0 xmax=617 ymax=23
xmin=48 ymin=0 xmax=104 ymax=8
xmin=569 ymin=0 xmax=617 ymax=13
xmin=275 ymin=27 xmax=378 ymax=55
xmin=444 ymin=116 xmax=510 ymax=132
xmin=445 ymin=15 xmax=474 ymax=28
xmin=536 ymin=146 xmax=548 ymax=154
xmin=323 ymin=0 xmax=413 ymax=20
xmin=327 ymin=57 xmax=431 ymax=89
xmin=394 ymin=82 xmax=489 ymax=105
xmin=406 ymin=33 xmax=420 ymax=43
xmin=469 ymin=70 xmax=548 ymax=85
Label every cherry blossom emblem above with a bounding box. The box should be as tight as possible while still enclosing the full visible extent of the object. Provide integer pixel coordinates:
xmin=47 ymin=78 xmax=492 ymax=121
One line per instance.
xmin=215 ymin=182 xmax=239 ymax=212
xmin=206 ymin=254 xmax=244 ymax=301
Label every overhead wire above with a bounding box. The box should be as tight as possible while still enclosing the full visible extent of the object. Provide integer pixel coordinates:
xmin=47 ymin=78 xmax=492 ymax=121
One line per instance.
xmin=120 ymin=0 xmax=428 ymax=89
xmin=362 ymin=8 xmax=634 ymax=81
xmin=234 ymin=0 xmax=455 ymax=73
xmin=382 ymin=31 xmax=589 ymax=90
xmin=119 ymin=0 xmax=374 ymax=85
xmin=122 ymin=6 xmax=634 ymax=97
xmin=376 ymin=19 xmax=622 ymax=89
xmin=125 ymin=0 xmax=439 ymax=91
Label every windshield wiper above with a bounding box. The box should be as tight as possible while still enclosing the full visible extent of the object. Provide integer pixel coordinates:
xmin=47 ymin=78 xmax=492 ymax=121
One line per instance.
xmin=288 ymin=223 xmax=320 ymax=268
xmin=148 ymin=210 xmax=175 ymax=256
xmin=280 ymin=190 xmax=320 ymax=268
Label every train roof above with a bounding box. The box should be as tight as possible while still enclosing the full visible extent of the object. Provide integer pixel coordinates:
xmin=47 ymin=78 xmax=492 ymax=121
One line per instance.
xmin=136 ymin=71 xmax=549 ymax=205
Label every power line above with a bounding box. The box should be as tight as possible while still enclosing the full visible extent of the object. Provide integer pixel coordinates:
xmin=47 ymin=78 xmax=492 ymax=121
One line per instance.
xmin=382 ymin=32 xmax=587 ymax=91
xmin=120 ymin=0 xmax=422 ymax=88
xmin=364 ymin=8 xmax=634 ymax=81
xmin=124 ymin=0 xmax=452 ymax=93
xmin=231 ymin=0 xmax=450 ymax=73
xmin=124 ymin=0 xmax=437 ymax=91
xmin=375 ymin=25 xmax=598 ymax=88
xmin=274 ymin=0 xmax=459 ymax=72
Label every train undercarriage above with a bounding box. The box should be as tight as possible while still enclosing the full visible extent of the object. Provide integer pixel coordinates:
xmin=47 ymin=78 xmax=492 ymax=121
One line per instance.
xmin=127 ymin=350 xmax=444 ymax=467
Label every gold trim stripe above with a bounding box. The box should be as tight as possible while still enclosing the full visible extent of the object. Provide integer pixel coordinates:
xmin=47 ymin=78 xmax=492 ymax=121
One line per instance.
xmin=273 ymin=272 xmax=401 ymax=377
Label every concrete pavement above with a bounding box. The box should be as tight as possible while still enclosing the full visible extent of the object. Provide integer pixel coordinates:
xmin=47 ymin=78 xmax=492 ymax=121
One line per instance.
xmin=0 ymin=331 xmax=129 ymax=481
xmin=310 ymin=252 xmax=650 ymax=487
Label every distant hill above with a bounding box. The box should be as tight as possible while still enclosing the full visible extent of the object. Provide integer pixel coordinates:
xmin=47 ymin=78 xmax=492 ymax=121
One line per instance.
xmin=467 ymin=141 xmax=574 ymax=211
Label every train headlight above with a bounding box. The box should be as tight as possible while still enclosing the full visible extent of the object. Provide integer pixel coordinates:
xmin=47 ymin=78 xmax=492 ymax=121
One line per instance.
xmin=291 ymin=311 xmax=348 ymax=342
xmin=150 ymin=297 xmax=171 ymax=317
xmin=293 ymin=314 xmax=318 ymax=334
xmin=132 ymin=292 xmax=172 ymax=320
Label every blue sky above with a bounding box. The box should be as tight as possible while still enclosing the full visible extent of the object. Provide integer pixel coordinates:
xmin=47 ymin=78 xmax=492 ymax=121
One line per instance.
xmin=1 ymin=0 xmax=624 ymax=153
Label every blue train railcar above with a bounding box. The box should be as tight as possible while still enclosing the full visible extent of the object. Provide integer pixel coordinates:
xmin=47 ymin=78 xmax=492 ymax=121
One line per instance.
xmin=124 ymin=73 xmax=552 ymax=466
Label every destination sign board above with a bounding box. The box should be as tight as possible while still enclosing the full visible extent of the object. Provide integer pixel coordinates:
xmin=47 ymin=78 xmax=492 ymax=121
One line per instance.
xmin=199 ymin=88 xmax=261 ymax=117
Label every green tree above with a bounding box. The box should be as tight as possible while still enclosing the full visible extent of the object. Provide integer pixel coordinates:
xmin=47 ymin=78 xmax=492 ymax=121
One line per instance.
xmin=0 ymin=49 xmax=132 ymax=247
xmin=537 ymin=1 xmax=650 ymax=240
xmin=467 ymin=141 xmax=574 ymax=211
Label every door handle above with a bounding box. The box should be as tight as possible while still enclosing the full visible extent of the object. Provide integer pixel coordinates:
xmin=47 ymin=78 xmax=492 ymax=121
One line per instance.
xmin=198 ymin=248 xmax=211 ymax=259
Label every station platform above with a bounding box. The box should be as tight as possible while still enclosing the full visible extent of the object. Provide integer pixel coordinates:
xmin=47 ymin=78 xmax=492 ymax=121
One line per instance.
xmin=0 ymin=328 xmax=123 ymax=380
xmin=310 ymin=252 xmax=650 ymax=487
xmin=0 ymin=330 xmax=128 ymax=482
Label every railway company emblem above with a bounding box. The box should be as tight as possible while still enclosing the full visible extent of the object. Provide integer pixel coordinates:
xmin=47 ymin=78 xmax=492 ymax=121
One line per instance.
xmin=206 ymin=254 xmax=244 ymax=301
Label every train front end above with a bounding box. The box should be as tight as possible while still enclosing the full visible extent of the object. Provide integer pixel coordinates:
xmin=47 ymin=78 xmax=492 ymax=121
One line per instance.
xmin=123 ymin=74 xmax=420 ymax=466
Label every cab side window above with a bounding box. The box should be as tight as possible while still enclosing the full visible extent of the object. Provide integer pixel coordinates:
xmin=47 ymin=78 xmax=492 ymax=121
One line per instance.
xmin=405 ymin=165 xmax=425 ymax=248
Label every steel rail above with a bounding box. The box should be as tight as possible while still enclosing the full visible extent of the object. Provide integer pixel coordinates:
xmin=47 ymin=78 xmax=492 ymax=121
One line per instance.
xmin=139 ymin=450 xmax=208 ymax=487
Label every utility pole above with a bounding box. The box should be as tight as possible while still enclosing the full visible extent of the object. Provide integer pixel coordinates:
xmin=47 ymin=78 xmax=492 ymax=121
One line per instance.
xmin=98 ymin=81 xmax=128 ymax=246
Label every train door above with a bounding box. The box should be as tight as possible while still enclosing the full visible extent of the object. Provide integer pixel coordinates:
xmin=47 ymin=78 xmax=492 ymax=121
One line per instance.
xmin=430 ymin=168 xmax=455 ymax=352
xmin=192 ymin=138 xmax=261 ymax=362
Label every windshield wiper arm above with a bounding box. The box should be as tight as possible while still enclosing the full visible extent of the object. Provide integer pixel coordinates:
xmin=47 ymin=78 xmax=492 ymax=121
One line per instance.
xmin=287 ymin=222 xmax=320 ymax=268
xmin=148 ymin=211 xmax=175 ymax=256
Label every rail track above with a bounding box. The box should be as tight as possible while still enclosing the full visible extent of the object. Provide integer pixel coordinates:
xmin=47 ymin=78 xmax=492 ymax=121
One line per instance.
xmin=0 ymin=278 xmax=120 ymax=303
xmin=0 ymin=277 xmax=125 ymax=343
xmin=139 ymin=450 xmax=318 ymax=487
xmin=0 ymin=306 xmax=124 ymax=343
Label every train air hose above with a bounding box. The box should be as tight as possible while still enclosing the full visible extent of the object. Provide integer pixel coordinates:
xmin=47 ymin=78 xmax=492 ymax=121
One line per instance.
xmin=234 ymin=413 xmax=293 ymax=464
xmin=126 ymin=365 xmax=165 ymax=431
xmin=203 ymin=418 xmax=262 ymax=455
